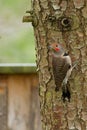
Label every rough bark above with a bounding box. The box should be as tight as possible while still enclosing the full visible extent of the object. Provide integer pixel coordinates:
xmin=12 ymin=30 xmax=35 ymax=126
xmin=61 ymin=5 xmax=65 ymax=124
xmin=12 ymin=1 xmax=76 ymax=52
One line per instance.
xmin=32 ymin=0 xmax=87 ymax=130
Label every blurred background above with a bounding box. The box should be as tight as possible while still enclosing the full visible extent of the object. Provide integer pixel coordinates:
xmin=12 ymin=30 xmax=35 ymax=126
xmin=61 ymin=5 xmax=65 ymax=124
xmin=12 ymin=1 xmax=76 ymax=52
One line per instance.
xmin=0 ymin=1 xmax=42 ymax=130
xmin=0 ymin=0 xmax=35 ymax=63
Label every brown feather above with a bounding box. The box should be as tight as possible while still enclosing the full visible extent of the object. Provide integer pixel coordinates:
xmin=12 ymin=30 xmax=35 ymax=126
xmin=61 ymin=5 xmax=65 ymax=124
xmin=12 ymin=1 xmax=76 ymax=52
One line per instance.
xmin=52 ymin=56 xmax=70 ymax=90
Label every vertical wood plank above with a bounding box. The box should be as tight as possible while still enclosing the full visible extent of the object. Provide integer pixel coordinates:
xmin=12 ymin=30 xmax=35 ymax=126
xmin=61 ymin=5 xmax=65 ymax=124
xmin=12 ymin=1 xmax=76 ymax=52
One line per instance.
xmin=0 ymin=76 xmax=8 ymax=130
xmin=7 ymin=74 xmax=41 ymax=130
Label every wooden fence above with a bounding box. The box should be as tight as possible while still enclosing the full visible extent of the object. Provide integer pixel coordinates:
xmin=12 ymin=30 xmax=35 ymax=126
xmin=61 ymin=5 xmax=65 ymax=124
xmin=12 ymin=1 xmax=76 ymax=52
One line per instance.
xmin=0 ymin=63 xmax=41 ymax=130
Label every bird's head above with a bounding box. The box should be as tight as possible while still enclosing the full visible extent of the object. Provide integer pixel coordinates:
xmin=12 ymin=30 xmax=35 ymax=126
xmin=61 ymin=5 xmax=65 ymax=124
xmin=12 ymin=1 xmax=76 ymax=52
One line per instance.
xmin=49 ymin=43 xmax=64 ymax=56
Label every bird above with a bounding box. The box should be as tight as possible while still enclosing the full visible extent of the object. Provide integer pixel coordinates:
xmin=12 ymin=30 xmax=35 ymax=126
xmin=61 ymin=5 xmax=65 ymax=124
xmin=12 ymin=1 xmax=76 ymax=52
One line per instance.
xmin=49 ymin=43 xmax=72 ymax=101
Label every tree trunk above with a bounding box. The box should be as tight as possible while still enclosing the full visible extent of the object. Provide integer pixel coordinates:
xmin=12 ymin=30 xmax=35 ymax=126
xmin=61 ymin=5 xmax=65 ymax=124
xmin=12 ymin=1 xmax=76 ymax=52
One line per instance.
xmin=32 ymin=0 xmax=87 ymax=130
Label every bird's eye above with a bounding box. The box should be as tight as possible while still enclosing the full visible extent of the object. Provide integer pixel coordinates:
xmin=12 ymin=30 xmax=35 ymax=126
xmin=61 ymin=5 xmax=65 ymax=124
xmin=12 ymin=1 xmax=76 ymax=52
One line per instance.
xmin=56 ymin=44 xmax=58 ymax=47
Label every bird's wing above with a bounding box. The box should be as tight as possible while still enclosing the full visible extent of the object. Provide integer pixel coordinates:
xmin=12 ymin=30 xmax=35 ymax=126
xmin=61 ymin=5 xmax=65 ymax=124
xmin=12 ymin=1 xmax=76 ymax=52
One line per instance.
xmin=52 ymin=56 xmax=70 ymax=89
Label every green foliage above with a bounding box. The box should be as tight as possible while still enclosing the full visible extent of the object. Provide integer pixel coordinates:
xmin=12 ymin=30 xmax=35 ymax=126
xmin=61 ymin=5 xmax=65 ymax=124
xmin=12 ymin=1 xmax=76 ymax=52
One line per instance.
xmin=0 ymin=0 xmax=31 ymax=15
xmin=0 ymin=0 xmax=35 ymax=63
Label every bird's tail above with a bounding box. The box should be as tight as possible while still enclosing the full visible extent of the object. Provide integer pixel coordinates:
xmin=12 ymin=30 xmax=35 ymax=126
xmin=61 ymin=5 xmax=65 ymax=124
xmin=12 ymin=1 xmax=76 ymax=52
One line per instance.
xmin=62 ymin=84 xmax=71 ymax=102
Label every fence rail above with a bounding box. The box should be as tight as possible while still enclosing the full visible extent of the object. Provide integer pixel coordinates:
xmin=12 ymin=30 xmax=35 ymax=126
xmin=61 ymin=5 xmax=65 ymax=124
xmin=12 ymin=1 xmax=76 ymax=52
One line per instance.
xmin=0 ymin=63 xmax=36 ymax=73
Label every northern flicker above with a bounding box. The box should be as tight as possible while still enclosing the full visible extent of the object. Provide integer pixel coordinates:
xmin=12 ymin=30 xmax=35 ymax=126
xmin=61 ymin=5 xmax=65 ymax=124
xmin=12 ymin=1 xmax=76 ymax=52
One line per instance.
xmin=50 ymin=43 xmax=72 ymax=101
